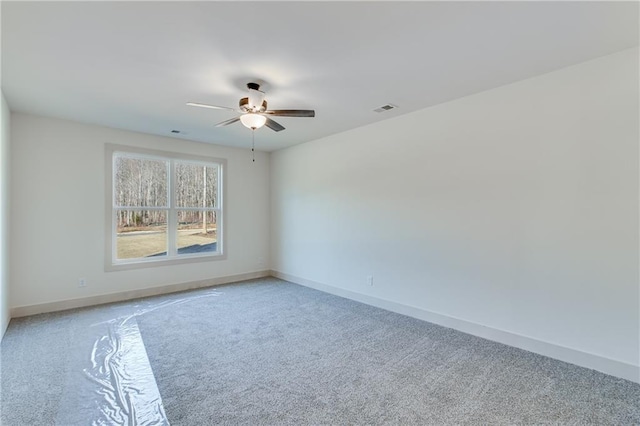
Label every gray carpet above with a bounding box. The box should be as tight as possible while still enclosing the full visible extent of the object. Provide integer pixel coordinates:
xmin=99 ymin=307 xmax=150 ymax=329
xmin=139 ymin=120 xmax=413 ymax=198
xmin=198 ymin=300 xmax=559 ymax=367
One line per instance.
xmin=2 ymin=277 xmax=639 ymax=425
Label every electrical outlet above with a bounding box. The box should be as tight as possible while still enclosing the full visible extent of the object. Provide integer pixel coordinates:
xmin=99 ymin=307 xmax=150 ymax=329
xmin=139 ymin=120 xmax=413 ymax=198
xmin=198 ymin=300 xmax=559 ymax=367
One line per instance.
xmin=78 ymin=278 xmax=87 ymax=288
xmin=366 ymin=275 xmax=374 ymax=286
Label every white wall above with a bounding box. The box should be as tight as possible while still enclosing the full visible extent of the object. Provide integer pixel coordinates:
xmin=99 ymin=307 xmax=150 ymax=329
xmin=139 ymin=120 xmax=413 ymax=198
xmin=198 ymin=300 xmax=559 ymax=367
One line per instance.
xmin=271 ymin=48 xmax=639 ymax=380
xmin=0 ymin=92 xmax=10 ymax=337
xmin=10 ymin=114 xmax=270 ymax=309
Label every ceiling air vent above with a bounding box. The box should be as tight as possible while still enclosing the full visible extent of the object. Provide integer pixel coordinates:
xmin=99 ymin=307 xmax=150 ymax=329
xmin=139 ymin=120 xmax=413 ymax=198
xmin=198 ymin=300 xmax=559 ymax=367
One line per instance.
xmin=373 ymin=104 xmax=397 ymax=113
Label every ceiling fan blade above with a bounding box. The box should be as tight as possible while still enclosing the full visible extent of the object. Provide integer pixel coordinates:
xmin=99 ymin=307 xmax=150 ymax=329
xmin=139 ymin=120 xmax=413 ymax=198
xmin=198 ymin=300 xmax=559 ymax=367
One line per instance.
xmin=264 ymin=109 xmax=315 ymax=117
xmin=265 ymin=117 xmax=285 ymax=132
xmin=215 ymin=117 xmax=240 ymax=127
xmin=187 ymin=102 xmax=236 ymax=111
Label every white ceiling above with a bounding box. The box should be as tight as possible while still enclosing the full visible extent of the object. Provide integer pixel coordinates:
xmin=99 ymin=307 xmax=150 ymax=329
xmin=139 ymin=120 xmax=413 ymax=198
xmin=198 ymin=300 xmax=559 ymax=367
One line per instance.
xmin=2 ymin=1 xmax=638 ymax=152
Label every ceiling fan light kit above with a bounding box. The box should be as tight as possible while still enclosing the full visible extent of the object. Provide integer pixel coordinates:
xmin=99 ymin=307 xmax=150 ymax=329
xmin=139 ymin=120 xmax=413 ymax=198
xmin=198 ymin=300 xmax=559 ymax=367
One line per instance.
xmin=240 ymin=113 xmax=267 ymax=130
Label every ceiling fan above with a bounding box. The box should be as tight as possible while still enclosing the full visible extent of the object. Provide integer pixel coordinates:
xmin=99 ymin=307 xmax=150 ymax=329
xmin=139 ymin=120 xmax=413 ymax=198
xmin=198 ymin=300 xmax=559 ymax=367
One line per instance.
xmin=187 ymin=83 xmax=315 ymax=132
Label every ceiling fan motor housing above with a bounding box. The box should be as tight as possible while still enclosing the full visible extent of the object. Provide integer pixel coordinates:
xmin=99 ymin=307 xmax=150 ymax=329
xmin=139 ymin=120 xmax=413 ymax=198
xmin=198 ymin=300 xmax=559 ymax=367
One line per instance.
xmin=239 ymin=97 xmax=267 ymax=113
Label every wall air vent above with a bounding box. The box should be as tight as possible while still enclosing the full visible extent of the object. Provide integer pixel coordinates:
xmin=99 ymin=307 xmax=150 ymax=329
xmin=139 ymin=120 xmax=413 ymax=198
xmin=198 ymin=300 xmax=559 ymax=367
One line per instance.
xmin=373 ymin=104 xmax=398 ymax=113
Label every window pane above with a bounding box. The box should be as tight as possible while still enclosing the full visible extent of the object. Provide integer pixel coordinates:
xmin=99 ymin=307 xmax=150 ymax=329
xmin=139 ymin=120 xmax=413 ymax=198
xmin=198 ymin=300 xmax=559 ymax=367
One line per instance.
xmin=116 ymin=210 xmax=168 ymax=259
xmin=175 ymin=163 xmax=218 ymax=208
xmin=114 ymin=156 xmax=168 ymax=207
xmin=177 ymin=210 xmax=217 ymax=255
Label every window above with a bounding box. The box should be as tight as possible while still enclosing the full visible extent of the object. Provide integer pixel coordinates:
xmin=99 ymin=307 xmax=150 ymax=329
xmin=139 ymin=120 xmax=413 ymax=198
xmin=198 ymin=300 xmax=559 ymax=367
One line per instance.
xmin=105 ymin=144 xmax=225 ymax=270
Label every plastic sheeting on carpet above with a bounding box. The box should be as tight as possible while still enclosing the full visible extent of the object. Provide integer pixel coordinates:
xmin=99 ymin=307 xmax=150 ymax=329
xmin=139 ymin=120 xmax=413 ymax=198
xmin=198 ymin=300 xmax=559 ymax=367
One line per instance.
xmin=2 ymin=289 xmax=221 ymax=425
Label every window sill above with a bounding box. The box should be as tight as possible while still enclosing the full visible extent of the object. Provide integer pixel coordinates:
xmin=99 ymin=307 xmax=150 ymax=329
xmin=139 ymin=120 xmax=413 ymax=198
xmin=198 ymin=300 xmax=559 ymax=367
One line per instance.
xmin=105 ymin=252 xmax=227 ymax=272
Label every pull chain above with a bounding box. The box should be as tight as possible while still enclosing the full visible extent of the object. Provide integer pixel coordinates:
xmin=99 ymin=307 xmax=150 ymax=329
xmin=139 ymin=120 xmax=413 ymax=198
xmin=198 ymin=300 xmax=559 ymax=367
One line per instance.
xmin=251 ymin=128 xmax=255 ymax=162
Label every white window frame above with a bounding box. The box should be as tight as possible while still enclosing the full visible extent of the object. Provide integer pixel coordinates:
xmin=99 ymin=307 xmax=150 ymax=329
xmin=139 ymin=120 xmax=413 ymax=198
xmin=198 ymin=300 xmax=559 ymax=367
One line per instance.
xmin=105 ymin=144 xmax=226 ymax=271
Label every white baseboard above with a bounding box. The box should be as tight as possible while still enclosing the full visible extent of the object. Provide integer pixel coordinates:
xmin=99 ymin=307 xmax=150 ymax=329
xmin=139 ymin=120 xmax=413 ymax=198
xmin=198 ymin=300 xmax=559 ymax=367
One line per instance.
xmin=271 ymin=270 xmax=640 ymax=384
xmin=10 ymin=270 xmax=271 ymax=318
